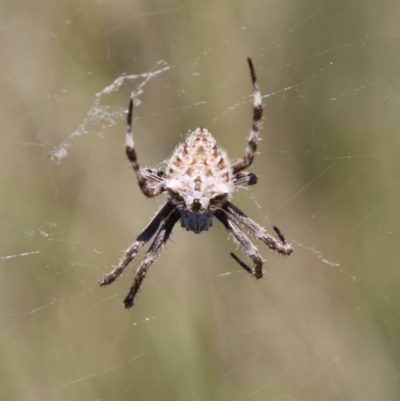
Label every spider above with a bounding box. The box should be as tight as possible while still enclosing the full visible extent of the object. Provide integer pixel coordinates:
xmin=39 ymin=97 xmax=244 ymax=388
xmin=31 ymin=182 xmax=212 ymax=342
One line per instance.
xmin=99 ymin=58 xmax=293 ymax=308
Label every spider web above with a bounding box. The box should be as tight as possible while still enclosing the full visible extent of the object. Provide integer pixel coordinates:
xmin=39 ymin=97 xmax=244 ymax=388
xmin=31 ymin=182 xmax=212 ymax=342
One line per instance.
xmin=1 ymin=1 xmax=400 ymax=400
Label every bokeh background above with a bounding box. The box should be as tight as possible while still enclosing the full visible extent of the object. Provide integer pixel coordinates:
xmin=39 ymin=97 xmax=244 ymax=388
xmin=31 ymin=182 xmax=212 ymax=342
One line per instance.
xmin=1 ymin=0 xmax=399 ymax=400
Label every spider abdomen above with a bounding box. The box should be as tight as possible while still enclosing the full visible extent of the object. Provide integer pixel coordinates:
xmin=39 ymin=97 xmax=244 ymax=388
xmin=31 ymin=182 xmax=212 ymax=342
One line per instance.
xmin=165 ymin=128 xmax=233 ymax=212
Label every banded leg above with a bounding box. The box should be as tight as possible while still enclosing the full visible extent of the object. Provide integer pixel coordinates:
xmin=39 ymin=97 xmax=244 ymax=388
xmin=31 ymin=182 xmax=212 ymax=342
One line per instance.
xmin=224 ymin=201 xmax=293 ymax=256
xmin=125 ymin=96 xmax=165 ymax=197
xmin=233 ymin=172 xmax=258 ymax=188
xmin=232 ymin=58 xmax=263 ymax=175
xmin=98 ymin=202 xmax=175 ymax=286
xmin=215 ymin=210 xmax=263 ymax=279
xmin=142 ymin=168 xmax=166 ymax=185
xmin=124 ymin=208 xmax=181 ymax=308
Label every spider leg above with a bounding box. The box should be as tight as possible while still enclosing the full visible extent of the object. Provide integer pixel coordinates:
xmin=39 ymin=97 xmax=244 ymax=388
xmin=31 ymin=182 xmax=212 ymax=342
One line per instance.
xmin=224 ymin=201 xmax=293 ymax=256
xmin=142 ymin=168 xmax=166 ymax=184
xmin=215 ymin=210 xmax=263 ymax=278
xmin=125 ymin=96 xmax=165 ymax=197
xmin=98 ymin=202 xmax=175 ymax=287
xmin=124 ymin=208 xmax=181 ymax=308
xmin=232 ymin=57 xmax=263 ymax=175
xmin=233 ymin=172 xmax=258 ymax=188
xmin=230 ymin=252 xmax=254 ymax=275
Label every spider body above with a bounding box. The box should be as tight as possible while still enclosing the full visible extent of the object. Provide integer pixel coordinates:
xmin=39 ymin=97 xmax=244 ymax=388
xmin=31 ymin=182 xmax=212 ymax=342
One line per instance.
xmin=166 ymin=127 xmax=232 ymax=233
xmin=99 ymin=58 xmax=293 ymax=308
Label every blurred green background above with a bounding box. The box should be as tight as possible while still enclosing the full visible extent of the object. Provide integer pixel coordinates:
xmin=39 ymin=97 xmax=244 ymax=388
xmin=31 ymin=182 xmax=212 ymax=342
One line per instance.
xmin=1 ymin=0 xmax=400 ymax=400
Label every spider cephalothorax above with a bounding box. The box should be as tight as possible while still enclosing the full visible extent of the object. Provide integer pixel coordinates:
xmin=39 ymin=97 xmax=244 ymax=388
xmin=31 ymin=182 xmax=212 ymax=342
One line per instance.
xmin=99 ymin=58 xmax=293 ymax=308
